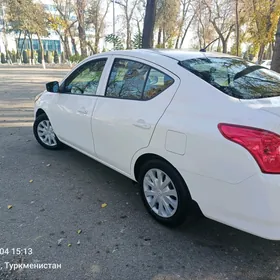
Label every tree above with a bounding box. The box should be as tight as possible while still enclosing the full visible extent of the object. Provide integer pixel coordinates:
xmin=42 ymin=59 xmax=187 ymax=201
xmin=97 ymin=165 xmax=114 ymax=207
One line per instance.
xmin=175 ymin=0 xmax=196 ymax=49
xmin=203 ymin=0 xmax=235 ymax=53
xmin=272 ymin=17 xmax=280 ymax=72
xmin=87 ymin=0 xmax=110 ymax=53
xmin=192 ymin=0 xmax=216 ymax=50
xmin=245 ymin=0 xmax=280 ymax=63
xmin=75 ymin=0 xmax=88 ymax=56
xmin=52 ymin=0 xmax=78 ymax=58
xmin=142 ymin=0 xmax=156 ymax=48
xmin=105 ymin=34 xmax=124 ymax=50
xmin=116 ymin=0 xmax=143 ymax=49
xmin=48 ymin=14 xmax=74 ymax=59
xmin=6 ymin=0 xmax=48 ymax=68
xmin=156 ymin=0 xmax=181 ymax=48
xmin=235 ymin=0 xmax=240 ymax=56
xmin=133 ymin=31 xmax=143 ymax=48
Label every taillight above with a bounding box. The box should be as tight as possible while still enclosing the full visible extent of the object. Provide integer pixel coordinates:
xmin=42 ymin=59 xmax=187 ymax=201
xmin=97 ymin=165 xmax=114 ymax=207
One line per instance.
xmin=218 ymin=123 xmax=280 ymax=174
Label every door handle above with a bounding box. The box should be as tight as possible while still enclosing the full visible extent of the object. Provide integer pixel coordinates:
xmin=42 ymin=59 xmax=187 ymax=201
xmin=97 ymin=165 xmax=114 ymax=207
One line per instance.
xmin=77 ymin=108 xmax=88 ymax=115
xmin=133 ymin=119 xmax=151 ymax=129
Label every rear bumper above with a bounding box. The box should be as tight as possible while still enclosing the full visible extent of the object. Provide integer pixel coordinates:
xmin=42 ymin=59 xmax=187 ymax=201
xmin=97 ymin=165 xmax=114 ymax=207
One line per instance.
xmin=181 ymin=171 xmax=280 ymax=240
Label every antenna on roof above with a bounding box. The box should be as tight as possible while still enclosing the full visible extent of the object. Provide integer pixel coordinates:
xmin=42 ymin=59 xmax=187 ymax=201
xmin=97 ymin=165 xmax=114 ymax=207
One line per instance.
xmin=200 ymin=37 xmax=220 ymax=52
xmin=199 ymin=28 xmax=232 ymax=52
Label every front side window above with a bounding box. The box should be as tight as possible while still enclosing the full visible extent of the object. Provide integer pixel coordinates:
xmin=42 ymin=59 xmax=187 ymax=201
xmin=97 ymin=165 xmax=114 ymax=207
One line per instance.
xmin=105 ymin=59 xmax=150 ymax=99
xmin=63 ymin=59 xmax=107 ymax=95
xmin=179 ymin=57 xmax=280 ymax=100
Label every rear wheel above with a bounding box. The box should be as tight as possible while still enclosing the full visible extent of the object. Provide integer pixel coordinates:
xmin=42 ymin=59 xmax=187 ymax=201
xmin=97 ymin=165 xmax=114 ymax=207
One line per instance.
xmin=138 ymin=159 xmax=195 ymax=227
xmin=33 ymin=113 xmax=63 ymax=150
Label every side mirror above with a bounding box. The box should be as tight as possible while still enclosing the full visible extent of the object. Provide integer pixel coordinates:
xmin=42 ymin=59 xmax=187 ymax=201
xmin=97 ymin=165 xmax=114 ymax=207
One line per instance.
xmin=46 ymin=81 xmax=59 ymax=93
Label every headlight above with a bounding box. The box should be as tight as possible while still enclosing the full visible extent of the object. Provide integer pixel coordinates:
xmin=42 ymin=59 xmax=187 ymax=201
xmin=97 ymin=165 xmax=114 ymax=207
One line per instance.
xmin=34 ymin=93 xmax=43 ymax=102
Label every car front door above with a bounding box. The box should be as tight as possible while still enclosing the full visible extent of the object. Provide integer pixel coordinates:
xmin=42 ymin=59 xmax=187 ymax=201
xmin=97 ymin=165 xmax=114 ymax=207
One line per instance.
xmin=91 ymin=56 xmax=180 ymax=175
xmin=48 ymin=57 xmax=109 ymax=155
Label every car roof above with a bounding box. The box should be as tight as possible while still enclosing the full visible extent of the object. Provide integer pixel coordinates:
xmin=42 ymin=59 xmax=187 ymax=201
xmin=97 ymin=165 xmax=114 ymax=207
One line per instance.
xmin=97 ymin=49 xmax=238 ymax=61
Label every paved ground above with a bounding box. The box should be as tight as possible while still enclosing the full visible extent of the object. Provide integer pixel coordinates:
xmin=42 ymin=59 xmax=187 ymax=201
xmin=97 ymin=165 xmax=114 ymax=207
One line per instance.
xmin=0 ymin=66 xmax=280 ymax=280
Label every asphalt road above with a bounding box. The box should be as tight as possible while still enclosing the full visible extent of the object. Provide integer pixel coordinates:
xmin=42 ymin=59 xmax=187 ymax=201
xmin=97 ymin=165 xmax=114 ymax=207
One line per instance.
xmin=0 ymin=65 xmax=280 ymax=280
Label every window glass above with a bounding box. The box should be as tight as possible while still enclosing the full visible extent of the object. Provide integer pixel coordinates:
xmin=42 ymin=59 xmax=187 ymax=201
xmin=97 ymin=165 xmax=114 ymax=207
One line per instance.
xmin=179 ymin=57 xmax=280 ymax=100
xmin=143 ymin=69 xmax=174 ymax=100
xmin=105 ymin=59 xmax=149 ymax=99
xmin=64 ymin=59 xmax=106 ymax=95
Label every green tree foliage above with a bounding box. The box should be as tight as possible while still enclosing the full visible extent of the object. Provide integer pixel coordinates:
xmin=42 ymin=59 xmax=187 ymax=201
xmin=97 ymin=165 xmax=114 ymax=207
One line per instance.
xmin=105 ymin=34 xmax=124 ymax=50
xmin=69 ymin=54 xmax=87 ymax=63
xmin=6 ymin=0 xmax=48 ymax=67
xmin=132 ymin=32 xmax=142 ymax=49
xmin=156 ymin=0 xmax=180 ymax=48
xmin=244 ymin=0 xmax=280 ymax=63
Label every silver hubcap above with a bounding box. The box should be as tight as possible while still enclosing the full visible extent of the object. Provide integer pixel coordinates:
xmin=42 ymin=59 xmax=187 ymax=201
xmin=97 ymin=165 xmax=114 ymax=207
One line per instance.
xmin=143 ymin=169 xmax=178 ymax=218
xmin=37 ymin=120 xmax=57 ymax=147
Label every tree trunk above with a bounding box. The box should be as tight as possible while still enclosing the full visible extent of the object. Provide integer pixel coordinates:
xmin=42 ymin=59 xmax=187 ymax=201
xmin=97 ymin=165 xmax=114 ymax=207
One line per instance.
xmin=126 ymin=22 xmax=131 ymax=49
xmin=94 ymin=33 xmax=100 ymax=53
xmin=87 ymin=41 xmax=95 ymax=55
xmin=217 ymin=38 xmax=221 ymax=52
xmin=70 ymin=34 xmax=79 ymax=56
xmin=37 ymin=34 xmax=45 ymax=69
xmin=179 ymin=15 xmax=195 ymax=49
xmin=28 ymin=33 xmax=34 ymax=65
xmin=64 ymin=34 xmax=72 ymax=59
xmin=267 ymin=43 xmax=273 ymax=60
xmin=235 ymin=0 xmax=240 ymax=56
xmin=258 ymin=43 xmax=265 ymax=64
xmin=271 ymin=18 xmax=280 ymax=72
xmin=142 ymin=0 xmax=156 ymax=49
xmin=157 ymin=28 xmax=162 ymax=46
xmin=222 ymin=39 xmax=227 ymax=54
xmin=162 ymin=28 xmax=166 ymax=48
xmin=198 ymin=24 xmax=202 ymax=50
xmin=19 ymin=31 xmax=27 ymax=64
xmin=16 ymin=30 xmax=22 ymax=61
xmin=78 ymin=24 xmax=87 ymax=56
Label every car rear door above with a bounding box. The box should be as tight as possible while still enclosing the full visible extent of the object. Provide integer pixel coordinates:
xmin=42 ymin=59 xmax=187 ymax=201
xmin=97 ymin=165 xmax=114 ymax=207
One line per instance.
xmin=91 ymin=55 xmax=180 ymax=175
xmin=47 ymin=56 xmax=111 ymax=156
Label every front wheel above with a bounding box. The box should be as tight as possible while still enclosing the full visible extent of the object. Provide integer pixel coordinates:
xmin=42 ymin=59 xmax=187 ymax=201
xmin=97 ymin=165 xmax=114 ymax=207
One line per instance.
xmin=138 ymin=159 xmax=195 ymax=227
xmin=33 ymin=113 xmax=63 ymax=150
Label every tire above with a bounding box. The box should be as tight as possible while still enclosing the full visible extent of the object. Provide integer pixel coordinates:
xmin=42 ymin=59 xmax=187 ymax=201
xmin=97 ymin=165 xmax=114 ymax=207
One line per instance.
xmin=138 ymin=159 xmax=196 ymax=227
xmin=33 ymin=113 xmax=63 ymax=150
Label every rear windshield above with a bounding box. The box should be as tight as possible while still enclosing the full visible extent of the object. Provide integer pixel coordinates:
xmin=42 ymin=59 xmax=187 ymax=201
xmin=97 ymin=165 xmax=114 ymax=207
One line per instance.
xmin=179 ymin=57 xmax=280 ymax=100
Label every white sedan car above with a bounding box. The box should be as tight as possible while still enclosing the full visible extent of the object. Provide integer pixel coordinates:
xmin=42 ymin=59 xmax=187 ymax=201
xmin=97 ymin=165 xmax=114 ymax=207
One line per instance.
xmin=34 ymin=49 xmax=280 ymax=240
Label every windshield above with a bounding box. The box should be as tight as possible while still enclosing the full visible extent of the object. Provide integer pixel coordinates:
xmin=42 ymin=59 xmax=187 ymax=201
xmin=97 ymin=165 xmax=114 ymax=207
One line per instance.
xmin=179 ymin=57 xmax=280 ymax=100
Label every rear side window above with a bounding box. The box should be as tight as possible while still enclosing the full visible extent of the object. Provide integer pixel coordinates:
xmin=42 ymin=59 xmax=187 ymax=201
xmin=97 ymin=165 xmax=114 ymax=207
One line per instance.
xmin=105 ymin=58 xmax=174 ymax=100
xmin=143 ymin=69 xmax=174 ymax=100
xmin=179 ymin=57 xmax=280 ymax=100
